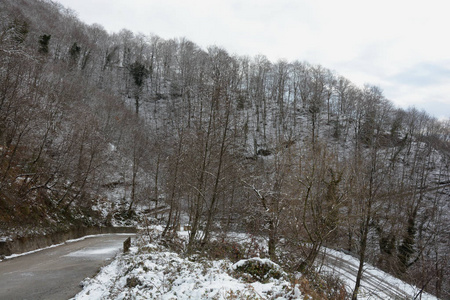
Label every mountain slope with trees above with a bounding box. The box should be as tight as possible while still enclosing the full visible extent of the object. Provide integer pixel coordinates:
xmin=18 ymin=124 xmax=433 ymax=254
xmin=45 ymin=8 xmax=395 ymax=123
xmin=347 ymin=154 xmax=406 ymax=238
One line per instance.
xmin=1 ymin=0 xmax=449 ymax=298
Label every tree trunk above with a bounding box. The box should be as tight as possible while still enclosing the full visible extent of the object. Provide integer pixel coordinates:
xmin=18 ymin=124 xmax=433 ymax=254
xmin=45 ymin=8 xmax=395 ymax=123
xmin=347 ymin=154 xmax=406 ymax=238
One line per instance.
xmin=202 ymin=101 xmax=230 ymax=245
xmin=188 ymin=100 xmax=214 ymax=252
xmin=268 ymin=218 xmax=277 ymax=261
xmin=352 ymin=210 xmax=370 ymax=300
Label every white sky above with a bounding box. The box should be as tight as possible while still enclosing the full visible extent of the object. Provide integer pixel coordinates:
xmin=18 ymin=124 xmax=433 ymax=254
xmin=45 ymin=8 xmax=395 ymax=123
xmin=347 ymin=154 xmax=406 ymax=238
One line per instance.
xmin=56 ymin=0 xmax=450 ymax=120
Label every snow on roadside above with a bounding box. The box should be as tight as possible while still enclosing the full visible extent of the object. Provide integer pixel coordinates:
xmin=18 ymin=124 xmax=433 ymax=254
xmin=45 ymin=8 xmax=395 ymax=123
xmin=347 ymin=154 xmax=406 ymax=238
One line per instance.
xmin=0 ymin=233 xmax=133 ymax=262
xmin=72 ymin=242 xmax=301 ymax=300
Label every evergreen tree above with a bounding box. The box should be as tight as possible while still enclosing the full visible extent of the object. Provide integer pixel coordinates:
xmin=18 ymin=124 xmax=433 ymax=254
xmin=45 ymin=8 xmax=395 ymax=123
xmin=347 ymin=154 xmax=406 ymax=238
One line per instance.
xmin=38 ymin=34 xmax=51 ymax=54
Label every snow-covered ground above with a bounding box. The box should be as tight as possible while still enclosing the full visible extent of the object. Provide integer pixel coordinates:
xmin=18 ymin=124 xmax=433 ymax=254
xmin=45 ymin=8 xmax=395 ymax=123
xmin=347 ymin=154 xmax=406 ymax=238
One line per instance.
xmin=72 ymin=228 xmax=439 ymax=300
xmin=72 ymin=241 xmax=299 ymax=300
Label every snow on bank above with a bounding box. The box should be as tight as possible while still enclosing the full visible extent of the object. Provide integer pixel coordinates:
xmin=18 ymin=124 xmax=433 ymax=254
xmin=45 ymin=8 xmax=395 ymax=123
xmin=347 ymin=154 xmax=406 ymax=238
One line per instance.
xmin=73 ymin=243 xmax=301 ymax=300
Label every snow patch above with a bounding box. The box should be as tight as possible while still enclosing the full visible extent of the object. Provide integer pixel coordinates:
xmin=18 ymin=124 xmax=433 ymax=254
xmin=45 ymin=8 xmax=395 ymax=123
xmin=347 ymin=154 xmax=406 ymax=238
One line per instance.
xmin=65 ymin=247 xmax=119 ymax=257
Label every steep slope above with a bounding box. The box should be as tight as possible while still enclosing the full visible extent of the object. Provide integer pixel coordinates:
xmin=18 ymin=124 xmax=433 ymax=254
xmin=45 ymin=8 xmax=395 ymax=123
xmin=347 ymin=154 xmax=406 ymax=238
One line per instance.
xmin=0 ymin=0 xmax=448 ymax=298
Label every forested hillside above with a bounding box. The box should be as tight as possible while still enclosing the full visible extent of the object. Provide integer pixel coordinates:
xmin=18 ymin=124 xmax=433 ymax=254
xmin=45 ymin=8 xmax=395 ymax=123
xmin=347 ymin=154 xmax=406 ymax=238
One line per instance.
xmin=1 ymin=0 xmax=449 ymax=298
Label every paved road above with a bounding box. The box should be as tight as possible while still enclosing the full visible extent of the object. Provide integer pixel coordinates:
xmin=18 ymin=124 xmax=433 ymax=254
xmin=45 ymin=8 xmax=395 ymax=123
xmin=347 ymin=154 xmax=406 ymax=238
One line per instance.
xmin=0 ymin=234 xmax=134 ymax=300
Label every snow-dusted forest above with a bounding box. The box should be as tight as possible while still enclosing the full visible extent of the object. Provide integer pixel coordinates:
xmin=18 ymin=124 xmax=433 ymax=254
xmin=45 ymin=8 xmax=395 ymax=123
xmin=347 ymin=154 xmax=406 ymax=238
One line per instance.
xmin=0 ymin=0 xmax=449 ymax=298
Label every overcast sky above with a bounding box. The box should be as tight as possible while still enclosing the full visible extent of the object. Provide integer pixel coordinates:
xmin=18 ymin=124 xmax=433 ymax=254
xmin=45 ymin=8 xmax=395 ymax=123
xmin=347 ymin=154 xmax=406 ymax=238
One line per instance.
xmin=56 ymin=0 xmax=449 ymax=120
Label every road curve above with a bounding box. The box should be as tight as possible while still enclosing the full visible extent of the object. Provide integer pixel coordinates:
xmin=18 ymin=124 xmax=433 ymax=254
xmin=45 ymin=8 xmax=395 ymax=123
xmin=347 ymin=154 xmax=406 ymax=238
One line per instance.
xmin=0 ymin=234 xmax=134 ymax=300
xmin=321 ymin=251 xmax=409 ymax=299
xmin=317 ymin=249 xmax=431 ymax=299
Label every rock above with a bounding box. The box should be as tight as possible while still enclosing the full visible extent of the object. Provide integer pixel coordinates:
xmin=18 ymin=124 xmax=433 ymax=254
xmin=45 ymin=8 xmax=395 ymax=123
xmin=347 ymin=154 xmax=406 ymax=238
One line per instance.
xmin=232 ymin=257 xmax=284 ymax=282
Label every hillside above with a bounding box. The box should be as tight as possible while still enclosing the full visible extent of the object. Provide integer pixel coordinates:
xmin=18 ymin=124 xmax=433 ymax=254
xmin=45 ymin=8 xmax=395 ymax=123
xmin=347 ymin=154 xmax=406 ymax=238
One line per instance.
xmin=0 ymin=0 xmax=449 ymax=298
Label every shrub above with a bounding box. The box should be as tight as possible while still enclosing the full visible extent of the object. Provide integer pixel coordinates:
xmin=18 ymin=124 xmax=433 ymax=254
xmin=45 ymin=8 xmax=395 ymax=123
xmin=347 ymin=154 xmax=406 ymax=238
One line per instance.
xmin=295 ymin=271 xmax=348 ymax=300
xmin=202 ymin=240 xmax=244 ymax=261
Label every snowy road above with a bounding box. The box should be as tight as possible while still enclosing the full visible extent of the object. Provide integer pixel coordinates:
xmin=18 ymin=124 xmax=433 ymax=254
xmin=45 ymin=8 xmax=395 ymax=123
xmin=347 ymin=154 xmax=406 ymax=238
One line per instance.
xmin=317 ymin=248 xmax=437 ymax=299
xmin=0 ymin=234 xmax=134 ymax=300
